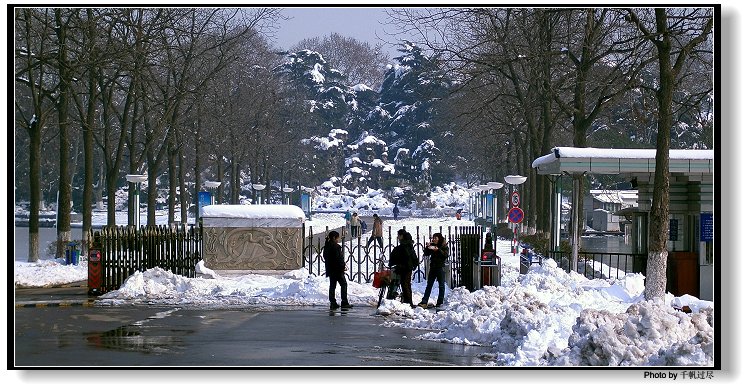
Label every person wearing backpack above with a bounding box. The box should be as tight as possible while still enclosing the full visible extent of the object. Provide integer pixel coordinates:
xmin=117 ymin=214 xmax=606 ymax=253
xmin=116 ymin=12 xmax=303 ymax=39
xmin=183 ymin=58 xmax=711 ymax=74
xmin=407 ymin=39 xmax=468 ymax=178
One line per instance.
xmin=418 ymin=233 xmax=449 ymax=308
xmin=350 ymin=212 xmax=362 ymax=238
xmin=387 ymin=229 xmax=416 ymax=307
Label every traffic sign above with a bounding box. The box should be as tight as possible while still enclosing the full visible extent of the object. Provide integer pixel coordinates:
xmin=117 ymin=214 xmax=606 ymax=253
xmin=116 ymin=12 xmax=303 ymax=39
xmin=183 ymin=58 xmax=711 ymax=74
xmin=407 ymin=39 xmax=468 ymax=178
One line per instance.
xmin=511 ymin=191 xmax=520 ymax=207
xmin=508 ymin=207 xmax=524 ymax=223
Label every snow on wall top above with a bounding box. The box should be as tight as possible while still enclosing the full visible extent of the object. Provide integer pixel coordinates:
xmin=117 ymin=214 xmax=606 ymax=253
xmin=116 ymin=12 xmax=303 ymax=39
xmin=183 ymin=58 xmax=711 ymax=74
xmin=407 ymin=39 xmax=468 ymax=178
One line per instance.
xmin=200 ymin=205 xmax=305 ymax=221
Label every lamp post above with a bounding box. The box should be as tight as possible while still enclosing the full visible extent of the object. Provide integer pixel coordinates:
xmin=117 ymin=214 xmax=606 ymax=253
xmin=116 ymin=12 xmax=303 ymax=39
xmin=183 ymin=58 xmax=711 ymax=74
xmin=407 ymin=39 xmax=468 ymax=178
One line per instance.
xmin=125 ymin=174 xmax=148 ymax=227
xmin=469 ymin=187 xmax=480 ymax=220
xmin=252 ymin=183 xmax=266 ymax=204
xmin=477 ymin=184 xmax=489 ymax=221
xmin=282 ymin=187 xmax=294 ymax=205
xmin=504 ymin=175 xmax=527 ymax=256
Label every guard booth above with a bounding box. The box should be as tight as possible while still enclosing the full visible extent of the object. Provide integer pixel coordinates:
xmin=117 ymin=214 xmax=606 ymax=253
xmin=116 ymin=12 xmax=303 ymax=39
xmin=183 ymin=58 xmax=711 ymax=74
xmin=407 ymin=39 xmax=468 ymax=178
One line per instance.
xmin=533 ymin=147 xmax=714 ymax=300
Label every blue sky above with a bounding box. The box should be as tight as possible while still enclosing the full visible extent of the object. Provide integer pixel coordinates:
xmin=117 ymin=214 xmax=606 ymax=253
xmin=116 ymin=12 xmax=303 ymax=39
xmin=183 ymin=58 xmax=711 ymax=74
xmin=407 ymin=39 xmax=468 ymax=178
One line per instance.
xmin=271 ymin=7 xmax=408 ymax=60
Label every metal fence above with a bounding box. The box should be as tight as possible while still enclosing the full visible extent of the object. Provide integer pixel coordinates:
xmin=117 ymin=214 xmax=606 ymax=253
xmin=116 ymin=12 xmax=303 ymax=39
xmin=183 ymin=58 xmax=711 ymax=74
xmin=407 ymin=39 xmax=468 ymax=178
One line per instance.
xmin=301 ymin=224 xmax=493 ymax=288
xmin=547 ymin=250 xmax=644 ymax=280
xmin=89 ymin=224 xmax=202 ymax=293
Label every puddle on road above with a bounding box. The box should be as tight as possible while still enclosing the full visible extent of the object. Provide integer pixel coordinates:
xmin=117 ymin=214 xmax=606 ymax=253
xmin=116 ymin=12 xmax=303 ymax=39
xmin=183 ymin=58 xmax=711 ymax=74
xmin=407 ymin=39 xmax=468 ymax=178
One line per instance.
xmin=85 ymin=325 xmax=192 ymax=354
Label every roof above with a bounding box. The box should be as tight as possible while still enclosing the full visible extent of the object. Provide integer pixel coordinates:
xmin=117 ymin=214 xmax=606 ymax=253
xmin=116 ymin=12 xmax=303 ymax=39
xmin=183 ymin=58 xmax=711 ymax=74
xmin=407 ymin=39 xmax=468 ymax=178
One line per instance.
xmin=532 ymin=147 xmax=713 ymax=176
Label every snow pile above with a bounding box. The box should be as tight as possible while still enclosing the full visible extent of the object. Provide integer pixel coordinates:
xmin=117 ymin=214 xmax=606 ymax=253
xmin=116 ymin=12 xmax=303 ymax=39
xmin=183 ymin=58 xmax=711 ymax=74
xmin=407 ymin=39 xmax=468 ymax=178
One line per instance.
xmin=550 ymin=301 xmax=713 ymax=366
xmin=379 ymin=259 xmax=713 ymax=366
xmin=97 ymin=267 xmax=380 ymax=309
xmin=14 ymin=259 xmax=88 ymax=288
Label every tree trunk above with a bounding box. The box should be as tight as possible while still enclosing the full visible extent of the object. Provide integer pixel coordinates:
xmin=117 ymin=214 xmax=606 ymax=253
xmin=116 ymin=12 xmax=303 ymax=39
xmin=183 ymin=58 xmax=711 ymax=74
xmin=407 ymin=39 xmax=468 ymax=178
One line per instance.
xmin=193 ymin=123 xmax=202 ymax=220
xmin=27 ymin=120 xmax=42 ymax=262
xmin=644 ymin=9 xmax=675 ymax=300
xmin=168 ymin=142 xmax=177 ymax=225
xmin=82 ymin=12 xmax=97 ymax=254
xmin=179 ymin=148 xmax=188 ymax=224
xmin=217 ymin=157 xmax=224 ymax=204
xmin=55 ymin=9 xmax=72 ymax=258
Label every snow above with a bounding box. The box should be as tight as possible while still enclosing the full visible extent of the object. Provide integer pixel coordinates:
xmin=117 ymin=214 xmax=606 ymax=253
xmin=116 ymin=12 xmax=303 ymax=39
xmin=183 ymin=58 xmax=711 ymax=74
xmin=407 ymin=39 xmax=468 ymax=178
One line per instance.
xmin=532 ymin=147 xmax=714 ymax=168
xmin=200 ymin=204 xmax=305 ymax=220
xmin=14 ymin=215 xmax=714 ymax=367
xmin=352 ymin=83 xmax=372 ymax=92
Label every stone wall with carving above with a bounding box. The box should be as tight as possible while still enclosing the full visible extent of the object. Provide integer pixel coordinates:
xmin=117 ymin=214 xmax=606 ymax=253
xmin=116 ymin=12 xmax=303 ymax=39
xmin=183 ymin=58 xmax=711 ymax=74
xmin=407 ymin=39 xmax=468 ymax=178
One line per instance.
xmin=203 ymin=226 xmax=302 ymax=270
xmin=200 ymin=205 xmax=306 ymax=271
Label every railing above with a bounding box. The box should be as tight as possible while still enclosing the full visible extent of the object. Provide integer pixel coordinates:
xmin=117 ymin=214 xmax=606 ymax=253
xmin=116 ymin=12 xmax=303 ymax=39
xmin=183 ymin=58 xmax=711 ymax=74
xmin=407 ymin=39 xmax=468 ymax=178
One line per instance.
xmin=89 ymin=224 xmax=202 ymax=293
xmin=302 ymin=224 xmax=492 ymax=288
xmin=547 ymin=250 xmax=645 ymax=280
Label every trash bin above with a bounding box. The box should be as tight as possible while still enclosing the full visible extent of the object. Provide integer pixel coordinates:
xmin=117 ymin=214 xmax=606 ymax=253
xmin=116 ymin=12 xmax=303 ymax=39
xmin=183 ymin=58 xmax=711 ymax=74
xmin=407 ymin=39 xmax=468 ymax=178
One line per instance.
xmin=65 ymin=242 xmax=80 ymax=265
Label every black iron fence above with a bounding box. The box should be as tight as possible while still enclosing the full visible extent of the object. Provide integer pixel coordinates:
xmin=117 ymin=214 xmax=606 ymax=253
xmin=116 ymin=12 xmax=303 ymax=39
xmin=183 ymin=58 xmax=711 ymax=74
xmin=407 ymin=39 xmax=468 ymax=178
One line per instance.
xmin=302 ymin=224 xmax=493 ymax=288
xmin=547 ymin=250 xmax=644 ymax=280
xmin=89 ymin=224 xmax=202 ymax=293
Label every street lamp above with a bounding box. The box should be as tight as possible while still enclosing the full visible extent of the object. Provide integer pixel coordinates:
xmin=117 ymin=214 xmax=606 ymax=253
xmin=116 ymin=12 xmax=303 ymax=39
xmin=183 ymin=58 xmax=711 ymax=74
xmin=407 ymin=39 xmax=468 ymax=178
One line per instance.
xmin=469 ymin=187 xmax=481 ymax=220
xmin=252 ymin=183 xmax=266 ymax=204
xmin=477 ymin=184 xmax=490 ymax=221
xmin=282 ymin=187 xmax=294 ymax=205
xmin=504 ymin=175 xmax=527 ymax=256
xmin=125 ymin=174 xmax=147 ymax=227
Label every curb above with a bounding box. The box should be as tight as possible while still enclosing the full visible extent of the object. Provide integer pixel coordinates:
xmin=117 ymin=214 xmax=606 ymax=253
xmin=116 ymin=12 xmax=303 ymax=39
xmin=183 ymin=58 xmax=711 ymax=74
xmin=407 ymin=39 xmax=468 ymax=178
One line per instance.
xmin=15 ymin=300 xmax=96 ymax=308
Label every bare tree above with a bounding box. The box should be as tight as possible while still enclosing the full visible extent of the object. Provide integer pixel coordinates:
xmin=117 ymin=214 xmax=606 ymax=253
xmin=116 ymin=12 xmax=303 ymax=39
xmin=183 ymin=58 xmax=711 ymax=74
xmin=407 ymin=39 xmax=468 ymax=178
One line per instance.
xmin=626 ymin=8 xmax=713 ymax=300
xmin=15 ymin=8 xmax=59 ymax=262
xmin=292 ymin=32 xmax=390 ymax=88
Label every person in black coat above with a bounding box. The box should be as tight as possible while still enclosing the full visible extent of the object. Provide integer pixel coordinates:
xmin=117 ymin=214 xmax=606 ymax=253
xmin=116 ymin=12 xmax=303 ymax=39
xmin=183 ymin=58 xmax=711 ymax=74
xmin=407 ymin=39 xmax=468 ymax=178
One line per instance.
xmin=418 ymin=233 xmax=449 ymax=308
xmin=323 ymin=231 xmax=352 ymax=310
xmin=388 ymin=229 xmax=416 ymax=307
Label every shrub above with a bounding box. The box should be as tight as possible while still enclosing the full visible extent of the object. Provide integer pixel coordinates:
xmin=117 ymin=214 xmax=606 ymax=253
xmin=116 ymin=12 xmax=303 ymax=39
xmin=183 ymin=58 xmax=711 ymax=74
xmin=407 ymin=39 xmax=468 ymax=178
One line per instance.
xmin=494 ymin=224 xmax=514 ymax=240
xmin=520 ymin=232 xmax=549 ymax=255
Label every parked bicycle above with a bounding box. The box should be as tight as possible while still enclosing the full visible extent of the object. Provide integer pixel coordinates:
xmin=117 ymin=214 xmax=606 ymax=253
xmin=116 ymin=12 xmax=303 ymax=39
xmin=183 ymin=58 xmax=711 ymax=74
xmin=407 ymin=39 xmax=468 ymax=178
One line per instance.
xmin=373 ymin=266 xmax=400 ymax=307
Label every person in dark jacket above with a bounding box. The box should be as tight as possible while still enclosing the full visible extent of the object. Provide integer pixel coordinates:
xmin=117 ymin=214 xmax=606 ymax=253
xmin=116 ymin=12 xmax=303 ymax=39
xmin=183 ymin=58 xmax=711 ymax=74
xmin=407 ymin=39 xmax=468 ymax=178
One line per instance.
xmin=323 ymin=231 xmax=352 ymax=310
xmin=388 ymin=229 xmax=416 ymax=307
xmin=365 ymin=214 xmax=384 ymax=254
xmin=418 ymin=233 xmax=449 ymax=308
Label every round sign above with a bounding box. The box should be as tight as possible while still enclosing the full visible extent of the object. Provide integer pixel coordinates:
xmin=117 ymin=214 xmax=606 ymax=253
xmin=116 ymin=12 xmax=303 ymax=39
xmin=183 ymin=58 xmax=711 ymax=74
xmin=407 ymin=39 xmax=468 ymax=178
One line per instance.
xmin=511 ymin=191 xmax=520 ymax=207
xmin=508 ymin=207 xmax=524 ymax=223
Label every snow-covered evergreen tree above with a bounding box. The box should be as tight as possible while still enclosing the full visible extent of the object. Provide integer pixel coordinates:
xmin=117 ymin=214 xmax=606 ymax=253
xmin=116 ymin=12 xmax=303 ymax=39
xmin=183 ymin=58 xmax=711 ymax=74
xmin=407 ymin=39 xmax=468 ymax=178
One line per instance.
xmin=375 ymin=42 xmax=451 ymax=194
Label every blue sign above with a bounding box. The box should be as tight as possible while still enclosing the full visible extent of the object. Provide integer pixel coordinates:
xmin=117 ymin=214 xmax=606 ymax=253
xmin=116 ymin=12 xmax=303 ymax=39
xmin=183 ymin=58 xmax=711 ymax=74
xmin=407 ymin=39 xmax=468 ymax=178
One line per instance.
xmin=485 ymin=193 xmax=494 ymax=224
xmin=700 ymin=213 xmax=713 ymax=242
xmin=508 ymin=207 xmax=524 ymax=224
xmin=301 ymin=193 xmax=311 ymax=218
xmin=198 ymin=191 xmax=212 ymax=217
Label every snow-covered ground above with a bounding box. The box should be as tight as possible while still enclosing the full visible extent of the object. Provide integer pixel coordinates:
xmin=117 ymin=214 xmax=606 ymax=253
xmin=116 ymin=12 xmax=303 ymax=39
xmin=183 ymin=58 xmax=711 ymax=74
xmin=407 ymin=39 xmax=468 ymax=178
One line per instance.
xmin=14 ymin=213 xmax=714 ymax=367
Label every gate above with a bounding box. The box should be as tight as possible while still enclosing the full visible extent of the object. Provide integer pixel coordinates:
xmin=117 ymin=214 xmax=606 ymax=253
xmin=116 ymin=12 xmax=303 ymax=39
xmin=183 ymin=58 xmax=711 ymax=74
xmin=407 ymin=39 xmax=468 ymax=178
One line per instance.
xmin=302 ymin=224 xmax=489 ymax=288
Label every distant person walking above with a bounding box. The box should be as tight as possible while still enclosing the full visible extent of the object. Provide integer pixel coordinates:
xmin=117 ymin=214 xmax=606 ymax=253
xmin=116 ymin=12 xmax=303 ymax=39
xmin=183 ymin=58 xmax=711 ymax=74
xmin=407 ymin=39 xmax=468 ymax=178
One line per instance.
xmin=392 ymin=202 xmax=400 ymax=220
xmin=323 ymin=231 xmax=352 ymax=310
xmin=366 ymin=214 xmax=384 ymax=254
xmin=419 ymin=232 xmax=449 ymax=308
xmin=350 ymin=212 xmax=362 ymax=238
xmin=388 ymin=229 xmax=417 ymax=307
xmin=344 ymin=210 xmax=352 ymax=237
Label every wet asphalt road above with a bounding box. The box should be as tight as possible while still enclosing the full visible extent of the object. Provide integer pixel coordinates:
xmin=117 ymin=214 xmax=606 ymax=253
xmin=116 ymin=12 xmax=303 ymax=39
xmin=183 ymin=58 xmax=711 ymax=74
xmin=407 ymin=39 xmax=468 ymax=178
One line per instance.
xmin=14 ymin=287 xmax=494 ymax=367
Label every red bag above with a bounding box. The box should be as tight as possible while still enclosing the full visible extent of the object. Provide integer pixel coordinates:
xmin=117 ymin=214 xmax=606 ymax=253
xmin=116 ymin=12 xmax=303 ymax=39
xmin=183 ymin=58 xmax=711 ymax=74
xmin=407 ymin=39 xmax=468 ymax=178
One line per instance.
xmin=373 ymin=270 xmax=391 ymax=288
